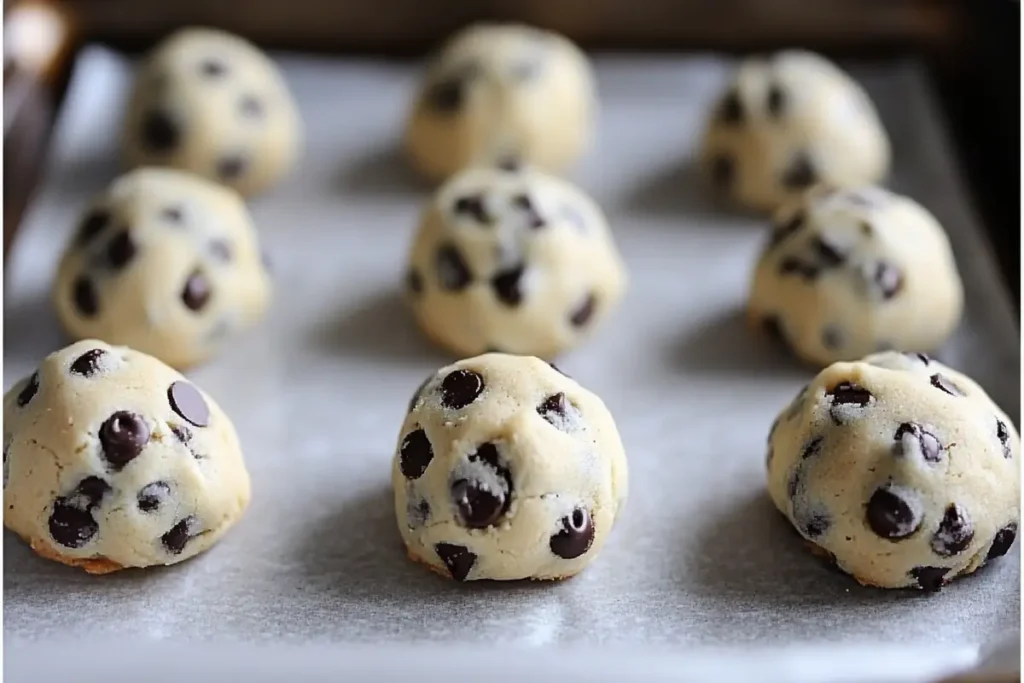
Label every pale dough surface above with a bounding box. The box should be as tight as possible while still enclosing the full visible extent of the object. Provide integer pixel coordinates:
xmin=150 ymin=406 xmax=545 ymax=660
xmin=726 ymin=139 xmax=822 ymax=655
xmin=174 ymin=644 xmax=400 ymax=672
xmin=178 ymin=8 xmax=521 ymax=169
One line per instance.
xmin=3 ymin=339 xmax=251 ymax=573
xmin=404 ymin=23 xmax=595 ymax=183
xmin=122 ymin=27 xmax=302 ymax=196
xmin=392 ymin=353 xmax=628 ymax=581
xmin=748 ymin=185 xmax=963 ymax=367
xmin=53 ymin=167 xmax=272 ymax=369
xmin=700 ymin=50 xmax=890 ymax=212
xmin=767 ymin=351 xmax=1020 ymax=590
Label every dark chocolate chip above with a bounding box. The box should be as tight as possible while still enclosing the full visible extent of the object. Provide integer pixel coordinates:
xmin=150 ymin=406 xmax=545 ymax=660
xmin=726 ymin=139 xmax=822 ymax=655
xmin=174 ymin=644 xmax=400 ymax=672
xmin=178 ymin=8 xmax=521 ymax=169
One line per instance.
xmin=161 ymin=206 xmax=184 ymax=223
xmin=408 ymin=374 xmax=433 ymax=413
xmin=821 ymin=325 xmax=843 ymax=350
xmin=75 ymin=476 xmax=112 ymax=503
xmin=434 ymin=542 xmax=476 ymax=581
xmin=138 ymin=481 xmax=171 ymax=513
xmin=140 ymin=109 xmax=180 ymax=153
xmin=168 ymin=381 xmax=210 ymax=427
xmin=399 ymin=429 xmax=434 ymax=479
xmin=987 ymin=523 xmax=1017 ymax=560
xmin=451 ymin=477 xmax=507 ymax=528
xmin=866 ymin=485 xmax=921 ymax=540
xmin=769 ymin=211 xmax=804 ymax=247
xmin=208 ymin=239 xmax=233 ymax=263
xmin=909 ymin=565 xmax=950 ymax=592
xmin=907 ymin=352 xmax=931 ymax=365
xmin=997 ymin=419 xmax=1013 ymax=459
xmin=781 ymin=153 xmax=816 ymax=189
xmin=893 ymin=422 xmax=942 ymax=463
xmin=171 ymin=424 xmax=192 ymax=444
xmin=70 ymin=348 xmax=107 ymax=377
xmin=440 ymin=369 xmax=484 ymax=409
xmin=199 ymin=59 xmax=227 ymax=78
xmin=828 ymin=382 xmax=873 ymax=406
xmin=550 ymin=507 xmax=595 ymax=559
xmin=217 ymin=155 xmax=248 ymax=181
xmin=48 ymin=477 xmax=110 ymax=548
xmin=799 ymin=510 xmax=831 ymax=539
xmin=436 ymin=243 xmax=472 ymax=291
xmin=491 ymin=264 xmax=526 ymax=306
xmin=930 ymin=373 xmax=963 ymax=397
xmin=569 ymin=293 xmax=597 ymax=328
xmin=162 ymin=516 xmax=198 ymax=554
xmin=106 ymin=229 xmax=137 ymax=270
xmin=512 ymin=194 xmax=545 ymax=229
xmin=181 ymin=270 xmax=212 ymax=311
xmin=874 ymin=261 xmax=903 ymax=300
xmin=99 ymin=411 xmax=151 ymax=470
xmin=453 ymin=195 xmax=491 ymax=224
xmin=766 ymin=84 xmax=785 ymax=117
xmin=16 ymin=372 xmax=39 ymax=407
xmin=710 ymin=153 xmax=735 ymax=190
xmin=812 ymin=238 xmax=845 ymax=267
xmin=73 ymin=276 xmax=99 ymax=317
xmin=406 ymin=268 xmax=424 ymax=295
xmin=77 ymin=209 xmax=110 ymax=246
xmin=778 ymin=257 xmax=818 ymax=280
xmin=801 ymin=437 xmax=823 ymax=459
xmin=718 ymin=89 xmax=743 ymax=124
xmin=426 ymin=76 xmax=468 ymax=113
xmin=931 ymin=503 xmax=974 ymax=557
xmin=538 ymin=392 xmax=570 ymax=426
xmin=238 ymin=94 xmax=264 ymax=118
xmin=787 ymin=465 xmax=803 ymax=499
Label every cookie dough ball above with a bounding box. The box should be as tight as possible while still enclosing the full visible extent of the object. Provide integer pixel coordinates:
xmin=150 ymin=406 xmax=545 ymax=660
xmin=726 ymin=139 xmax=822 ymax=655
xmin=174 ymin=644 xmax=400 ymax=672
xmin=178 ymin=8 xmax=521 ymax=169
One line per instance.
xmin=700 ymin=51 xmax=890 ymax=212
xmin=53 ymin=168 xmax=272 ymax=370
xmin=748 ymin=186 xmax=963 ymax=366
xmin=393 ymin=353 xmax=628 ymax=582
xmin=3 ymin=340 xmax=251 ymax=574
xmin=405 ymin=165 xmax=626 ymax=358
xmin=767 ymin=351 xmax=1020 ymax=591
xmin=404 ymin=23 xmax=595 ymax=183
xmin=123 ymin=28 xmax=301 ymax=196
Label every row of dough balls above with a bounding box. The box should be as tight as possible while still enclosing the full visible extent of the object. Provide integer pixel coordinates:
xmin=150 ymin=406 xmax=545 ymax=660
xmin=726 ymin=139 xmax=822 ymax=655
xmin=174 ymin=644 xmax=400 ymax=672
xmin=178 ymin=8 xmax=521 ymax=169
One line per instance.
xmin=4 ymin=341 xmax=1015 ymax=592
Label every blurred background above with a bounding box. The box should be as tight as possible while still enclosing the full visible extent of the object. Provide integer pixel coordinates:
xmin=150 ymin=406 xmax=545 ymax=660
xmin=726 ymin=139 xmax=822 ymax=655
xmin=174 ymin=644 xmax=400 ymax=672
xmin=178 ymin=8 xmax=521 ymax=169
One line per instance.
xmin=4 ymin=0 xmax=1020 ymax=301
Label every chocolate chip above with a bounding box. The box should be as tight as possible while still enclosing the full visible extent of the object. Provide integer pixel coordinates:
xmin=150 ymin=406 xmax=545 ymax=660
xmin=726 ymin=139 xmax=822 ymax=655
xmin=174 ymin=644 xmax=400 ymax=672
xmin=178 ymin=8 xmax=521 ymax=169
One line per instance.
xmin=801 ymin=437 xmax=823 ymax=459
xmin=434 ymin=542 xmax=476 ymax=581
xmin=171 ymin=424 xmax=192 ymax=444
xmin=407 ymin=498 xmax=431 ymax=528
xmin=718 ymin=89 xmax=743 ymax=124
xmin=907 ymin=352 xmax=931 ymax=365
xmin=893 ymin=422 xmax=942 ymax=463
xmin=550 ymin=508 xmax=594 ymax=559
xmin=162 ymin=516 xmax=198 ymax=554
xmin=769 ymin=211 xmax=804 ymax=247
xmin=997 ymin=419 xmax=1013 ymax=459
xmin=138 ymin=481 xmax=170 ymax=513
xmin=48 ymin=477 xmax=110 ymax=548
xmin=106 ymin=229 xmax=136 ymax=270
xmin=821 ymin=325 xmax=843 ymax=350
xmin=77 ymin=209 xmax=110 ymax=246
xmin=779 ymin=257 xmax=818 ymax=280
xmin=452 ymin=477 xmax=507 ymax=528
xmin=547 ymin=361 xmax=570 ymax=378
xmin=987 ymin=523 xmax=1017 ymax=560
xmin=70 ymin=348 xmax=107 ymax=377
xmin=787 ymin=466 xmax=803 ymax=499
xmin=75 ymin=476 xmax=111 ymax=503
xmin=453 ymin=195 xmax=491 ymax=224
xmin=873 ymin=261 xmax=903 ymax=299
xmin=866 ymin=485 xmax=922 ymax=540
xmin=99 ymin=411 xmax=151 ymax=470
xmin=16 ymin=372 xmax=39 ymax=407
xmin=141 ymin=109 xmax=180 ymax=153
xmin=512 ymin=194 xmax=545 ymax=229
xmin=570 ymin=293 xmax=597 ymax=328
xmin=491 ymin=264 xmax=526 ymax=306
xmin=930 ymin=373 xmax=963 ymax=397
xmin=73 ymin=276 xmax=99 ymax=317
xmin=436 ymin=243 xmax=472 ymax=291
xmin=406 ymin=268 xmax=423 ymax=295
xmin=408 ymin=374 xmax=433 ymax=413
xmin=812 ymin=238 xmax=845 ymax=267
xmin=931 ymin=504 xmax=974 ymax=557
xmin=828 ymin=382 xmax=873 ymax=406
xmin=797 ymin=508 xmax=830 ymax=539
xmin=168 ymin=381 xmax=210 ymax=427
xmin=710 ymin=153 xmax=735 ymax=190
xmin=208 ymin=239 xmax=233 ymax=263
xmin=217 ymin=155 xmax=247 ymax=181
xmin=399 ymin=429 xmax=433 ymax=479
xmin=161 ymin=206 xmax=184 ymax=223
xmin=426 ymin=77 xmax=467 ymax=113
xmin=199 ymin=59 xmax=227 ymax=78
xmin=781 ymin=153 xmax=816 ymax=189
xmin=909 ymin=565 xmax=950 ymax=592
xmin=766 ymin=84 xmax=785 ymax=117
xmin=181 ymin=270 xmax=211 ymax=311
xmin=538 ymin=392 xmax=570 ymax=425
xmin=440 ymin=369 xmax=484 ymax=409
xmin=238 ymin=94 xmax=264 ymax=118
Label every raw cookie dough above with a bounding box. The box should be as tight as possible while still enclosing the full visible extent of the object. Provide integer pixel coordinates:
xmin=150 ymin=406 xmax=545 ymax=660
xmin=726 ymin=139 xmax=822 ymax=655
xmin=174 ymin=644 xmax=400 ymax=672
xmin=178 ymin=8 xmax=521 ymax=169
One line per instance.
xmin=766 ymin=351 xmax=1020 ymax=591
xmin=405 ymin=165 xmax=627 ymax=358
xmin=53 ymin=167 xmax=272 ymax=369
xmin=3 ymin=339 xmax=251 ymax=574
xmin=393 ymin=353 xmax=628 ymax=582
xmin=748 ymin=185 xmax=963 ymax=366
xmin=700 ymin=50 xmax=890 ymax=212
xmin=123 ymin=27 xmax=301 ymax=196
xmin=404 ymin=23 xmax=595 ymax=183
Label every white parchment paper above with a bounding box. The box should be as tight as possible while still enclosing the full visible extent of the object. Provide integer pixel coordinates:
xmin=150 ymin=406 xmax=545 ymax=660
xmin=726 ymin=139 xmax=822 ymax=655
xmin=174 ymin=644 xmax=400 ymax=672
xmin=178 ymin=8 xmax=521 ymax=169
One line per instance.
xmin=3 ymin=47 xmax=1019 ymax=680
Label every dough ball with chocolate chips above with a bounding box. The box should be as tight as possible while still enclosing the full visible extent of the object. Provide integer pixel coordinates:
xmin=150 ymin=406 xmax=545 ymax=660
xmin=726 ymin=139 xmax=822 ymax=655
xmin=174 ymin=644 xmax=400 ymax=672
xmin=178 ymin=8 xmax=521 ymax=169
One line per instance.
xmin=405 ymin=166 xmax=627 ymax=358
xmin=404 ymin=23 xmax=595 ymax=183
xmin=767 ymin=351 xmax=1019 ymax=591
xmin=3 ymin=340 xmax=251 ymax=574
xmin=122 ymin=28 xmax=301 ymax=196
xmin=748 ymin=185 xmax=963 ymax=366
xmin=700 ymin=51 xmax=890 ymax=212
xmin=393 ymin=353 xmax=628 ymax=582
xmin=53 ymin=168 xmax=272 ymax=369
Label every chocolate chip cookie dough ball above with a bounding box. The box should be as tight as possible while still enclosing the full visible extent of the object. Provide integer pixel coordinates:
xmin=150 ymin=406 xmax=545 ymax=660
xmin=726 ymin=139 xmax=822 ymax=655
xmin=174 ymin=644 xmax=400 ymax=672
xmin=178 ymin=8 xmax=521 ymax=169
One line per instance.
xmin=405 ymin=165 xmax=626 ymax=358
xmin=123 ymin=28 xmax=301 ymax=196
xmin=394 ymin=354 xmax=628 ymax=582
xmin=748 ymin=186 xmax=963 ymax=366
xmin=404 ymin=23 xmax=595 ymax=183
xmin=3 ymin=340 xmax=251 ymax=574
xmin=767 ymin=351 xmax=1019 ymax=591
xmin=700 ymin=50 xmax=890 ymax=212
xmin=53 ymin=168 xmax=272 ymax=370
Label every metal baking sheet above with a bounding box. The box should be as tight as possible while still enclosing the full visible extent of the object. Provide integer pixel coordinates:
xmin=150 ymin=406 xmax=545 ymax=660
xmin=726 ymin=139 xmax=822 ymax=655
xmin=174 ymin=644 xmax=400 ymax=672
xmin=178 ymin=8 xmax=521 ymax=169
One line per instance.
xmin=3 ymin=46 xmax=1019 ymax=680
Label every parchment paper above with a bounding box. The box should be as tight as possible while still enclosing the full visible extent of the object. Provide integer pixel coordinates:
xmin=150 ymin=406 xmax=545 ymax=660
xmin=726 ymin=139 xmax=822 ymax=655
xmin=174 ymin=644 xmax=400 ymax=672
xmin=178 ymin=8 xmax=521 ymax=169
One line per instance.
xmin=3 ymin=47 xmax=1019 ymax=679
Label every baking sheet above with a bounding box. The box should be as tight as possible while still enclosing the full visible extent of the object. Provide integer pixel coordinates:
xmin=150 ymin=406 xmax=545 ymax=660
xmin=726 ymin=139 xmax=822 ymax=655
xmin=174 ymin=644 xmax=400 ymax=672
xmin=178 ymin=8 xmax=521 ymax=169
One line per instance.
xmin=3 ymin=46 xmax=1020 ymax=677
